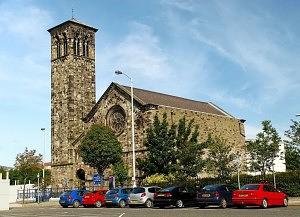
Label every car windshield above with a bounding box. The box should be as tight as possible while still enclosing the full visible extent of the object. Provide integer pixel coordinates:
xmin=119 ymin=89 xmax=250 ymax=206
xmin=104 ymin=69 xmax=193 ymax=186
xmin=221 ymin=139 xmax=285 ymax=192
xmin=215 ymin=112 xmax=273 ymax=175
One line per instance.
xmin=132 ymin=187 xmax=145 ymax=194
xmin=240 ymin=185 xmax=259 ymax=190
xmin=107 ymin=189 xmax=119 ymax=194
xmin=202 ymin=185 xmax=221 ymax=191
xmin=61 ymin=191 xmax=71 ymax=196
xmin=161 ymin=187 xmax=176 ymax=192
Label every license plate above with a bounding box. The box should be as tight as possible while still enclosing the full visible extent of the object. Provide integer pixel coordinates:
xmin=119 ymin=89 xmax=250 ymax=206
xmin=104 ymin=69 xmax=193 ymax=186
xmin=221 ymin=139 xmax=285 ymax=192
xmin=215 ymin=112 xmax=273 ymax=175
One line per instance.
xmin=157 ymin=194 xmax=164 ymax=197
xmin=202 ymin=194 xmax=210 ymax=197
xmin=239 ymin=194 xmax=248 ymax=197
xmin=131 ymin=200 xmax=138 ymax=204
xmin=106 ymin=200 xmax=112 ymax=203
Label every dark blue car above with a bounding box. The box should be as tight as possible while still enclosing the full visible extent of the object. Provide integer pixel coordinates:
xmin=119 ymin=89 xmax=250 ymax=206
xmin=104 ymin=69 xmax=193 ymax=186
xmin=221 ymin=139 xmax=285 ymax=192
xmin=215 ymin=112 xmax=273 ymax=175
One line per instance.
xmin=105 ymin=187 xmax=132 ymax=208
xmin=59 ymin=189 xmax=88 ymax=208
xmin=197 ymin=184 xmax=237 ymax=208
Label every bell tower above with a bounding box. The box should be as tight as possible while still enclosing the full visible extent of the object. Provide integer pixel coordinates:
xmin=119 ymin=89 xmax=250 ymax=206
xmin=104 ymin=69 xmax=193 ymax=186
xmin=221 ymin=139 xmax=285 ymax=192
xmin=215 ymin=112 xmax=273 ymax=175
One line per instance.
xmin=48 ymin=18 xmax=98 ymax=187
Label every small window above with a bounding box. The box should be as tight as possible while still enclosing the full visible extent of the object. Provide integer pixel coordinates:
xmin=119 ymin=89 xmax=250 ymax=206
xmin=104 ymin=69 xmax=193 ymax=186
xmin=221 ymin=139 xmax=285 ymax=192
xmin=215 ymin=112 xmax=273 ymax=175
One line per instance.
xmin=241 ymin=184 xmax=259 ymax=190
xmin=63 ymin=36 xmax=67 ymax=55
xmin=148 ymin=188 xmax=155 ymax=193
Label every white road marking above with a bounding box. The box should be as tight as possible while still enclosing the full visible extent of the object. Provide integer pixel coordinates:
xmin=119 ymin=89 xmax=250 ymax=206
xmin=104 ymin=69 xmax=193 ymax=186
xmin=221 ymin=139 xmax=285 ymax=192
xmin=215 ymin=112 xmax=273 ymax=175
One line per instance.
xmin=119 ymin=213 xmax=125 ymax=217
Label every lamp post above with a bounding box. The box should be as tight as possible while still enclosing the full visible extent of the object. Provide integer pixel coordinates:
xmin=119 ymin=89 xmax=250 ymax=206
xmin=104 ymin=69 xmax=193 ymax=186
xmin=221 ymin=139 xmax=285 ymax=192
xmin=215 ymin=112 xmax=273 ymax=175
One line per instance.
xmin=41 ymin=128 xmax=46 ymax=184
xmin=37 ymin=173 xmax=40 ymax=204
xmin=296 ymin=114 xmax=300 ymax=117
xmin=115 ymin=70 xmax=136 ymax=187
xmin=236 ymin=152 xmax=241 ymax=189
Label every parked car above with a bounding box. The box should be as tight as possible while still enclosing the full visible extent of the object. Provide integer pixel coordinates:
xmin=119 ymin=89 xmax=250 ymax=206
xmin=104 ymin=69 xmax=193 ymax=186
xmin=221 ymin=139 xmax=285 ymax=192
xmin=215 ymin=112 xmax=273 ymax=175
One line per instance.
xmin=82 ymin=189 xmax=108 ymax=208
xmin=153 ymin=186 xmax=197 ymax=208
xmin=105 ymin=187 xmax=132 ymax=208
xmin=232 ymin=183 xmax=288 ymax=208
xmin=129 ymin=186 xmax=161 ymax=208
xmin=59 ymin=189 xmax=88 ymax=208
xmin=197 ymin=184 xmax=237 ymax=208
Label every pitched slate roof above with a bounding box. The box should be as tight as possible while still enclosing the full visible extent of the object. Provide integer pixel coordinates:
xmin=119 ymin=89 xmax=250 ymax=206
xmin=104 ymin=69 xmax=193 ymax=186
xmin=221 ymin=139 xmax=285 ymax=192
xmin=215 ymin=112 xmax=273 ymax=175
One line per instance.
xmin=83 ymin=82 xmax=234 ymax=122
xmin=116 ymin=83 xmax=232 ymax=117
xmin=47 ymin=18 xmax=98 ymax=33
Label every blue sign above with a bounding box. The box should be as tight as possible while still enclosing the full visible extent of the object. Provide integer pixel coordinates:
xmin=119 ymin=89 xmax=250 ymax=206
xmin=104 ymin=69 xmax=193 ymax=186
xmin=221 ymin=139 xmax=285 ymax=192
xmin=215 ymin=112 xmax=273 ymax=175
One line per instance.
xmin=93 ymin=173 xmax=102 ymax=185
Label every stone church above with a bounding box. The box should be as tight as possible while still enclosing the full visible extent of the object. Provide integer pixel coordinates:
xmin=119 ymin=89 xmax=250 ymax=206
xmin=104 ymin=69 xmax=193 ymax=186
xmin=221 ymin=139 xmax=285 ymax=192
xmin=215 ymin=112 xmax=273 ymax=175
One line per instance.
xmin=48 ymin=19 xmax=245 ymax=187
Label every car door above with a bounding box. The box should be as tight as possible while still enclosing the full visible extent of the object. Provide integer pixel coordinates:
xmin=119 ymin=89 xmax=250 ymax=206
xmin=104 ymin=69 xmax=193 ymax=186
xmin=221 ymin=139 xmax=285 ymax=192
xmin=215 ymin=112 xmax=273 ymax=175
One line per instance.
xmin=226 ymin=185 xmax=237 ymax=205
xmin=263 ymin=185 xmax=275 ymax=206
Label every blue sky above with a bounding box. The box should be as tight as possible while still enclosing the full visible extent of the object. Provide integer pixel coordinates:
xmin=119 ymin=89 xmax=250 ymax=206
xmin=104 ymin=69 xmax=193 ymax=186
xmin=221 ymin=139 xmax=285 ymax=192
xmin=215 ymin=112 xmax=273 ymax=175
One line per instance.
xmin=0 ymin=0 xmax=299 ymax=167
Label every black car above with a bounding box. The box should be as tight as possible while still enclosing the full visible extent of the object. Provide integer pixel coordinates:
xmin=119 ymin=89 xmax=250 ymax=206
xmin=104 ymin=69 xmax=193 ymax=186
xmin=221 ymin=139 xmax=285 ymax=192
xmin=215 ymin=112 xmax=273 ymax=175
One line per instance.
xmin=153 ymin=186 xmax=197 ymax=208
xmin=197 ymin=184 xmax=237 ymax=208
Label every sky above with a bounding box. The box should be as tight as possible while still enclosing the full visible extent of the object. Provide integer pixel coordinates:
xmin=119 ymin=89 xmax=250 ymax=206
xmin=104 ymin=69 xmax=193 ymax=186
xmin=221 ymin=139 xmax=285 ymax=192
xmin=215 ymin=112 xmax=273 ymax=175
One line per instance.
xmin=0 ymin=0 xmax=299 ymax=167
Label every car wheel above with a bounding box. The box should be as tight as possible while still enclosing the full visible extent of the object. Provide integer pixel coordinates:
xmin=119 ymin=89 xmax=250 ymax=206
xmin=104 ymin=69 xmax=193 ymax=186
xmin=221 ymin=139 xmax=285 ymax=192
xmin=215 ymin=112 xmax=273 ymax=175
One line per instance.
xmin=119 ymin=200 xmax=126 ymax=208
xmin=145 ymin=199 xmax=153 ymax=208
xmin=73 ymin=200 xmax=80 ymax=208
xmin=95 ymin=201 xmax=102 ymax=208
xmin=261 ymin=199 xmax=268 ymax=209
xmin=283 ymin=198 xmax=288 ymax=207
xmin=220 ymin=198 xmax=227 ymax=209
xmin=175 ymin=199 xmax=184 ymax=208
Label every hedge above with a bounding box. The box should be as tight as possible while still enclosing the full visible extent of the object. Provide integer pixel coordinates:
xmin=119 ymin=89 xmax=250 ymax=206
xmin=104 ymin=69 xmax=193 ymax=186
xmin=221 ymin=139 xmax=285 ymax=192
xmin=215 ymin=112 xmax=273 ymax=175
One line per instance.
xmin=142 ymin=171 xmax=300 ymax=197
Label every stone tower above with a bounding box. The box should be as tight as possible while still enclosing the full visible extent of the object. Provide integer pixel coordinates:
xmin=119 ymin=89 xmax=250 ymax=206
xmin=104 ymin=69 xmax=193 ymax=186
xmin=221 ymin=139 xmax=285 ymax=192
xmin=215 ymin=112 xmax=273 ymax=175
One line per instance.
xmin=48 ymin=19 xmax=98 ymax=187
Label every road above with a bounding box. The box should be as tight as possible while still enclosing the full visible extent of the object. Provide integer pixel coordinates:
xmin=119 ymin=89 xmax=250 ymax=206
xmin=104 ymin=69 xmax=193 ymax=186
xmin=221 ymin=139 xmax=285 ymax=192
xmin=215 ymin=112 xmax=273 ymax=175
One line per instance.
xmin=1 ymin=206 xmax=300 ymax=217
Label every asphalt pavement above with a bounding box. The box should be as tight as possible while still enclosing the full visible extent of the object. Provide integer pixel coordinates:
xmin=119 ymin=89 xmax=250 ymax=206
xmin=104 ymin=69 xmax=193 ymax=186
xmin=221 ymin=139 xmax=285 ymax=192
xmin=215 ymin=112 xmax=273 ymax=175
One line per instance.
xmin=1 ymin=206 xmax=300 ymax=217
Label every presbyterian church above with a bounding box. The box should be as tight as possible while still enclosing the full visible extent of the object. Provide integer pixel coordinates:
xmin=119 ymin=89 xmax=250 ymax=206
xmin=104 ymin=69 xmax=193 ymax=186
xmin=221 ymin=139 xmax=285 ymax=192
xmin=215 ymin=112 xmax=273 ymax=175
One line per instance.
xmin=48 ymin=19 xmax=245 ymax=187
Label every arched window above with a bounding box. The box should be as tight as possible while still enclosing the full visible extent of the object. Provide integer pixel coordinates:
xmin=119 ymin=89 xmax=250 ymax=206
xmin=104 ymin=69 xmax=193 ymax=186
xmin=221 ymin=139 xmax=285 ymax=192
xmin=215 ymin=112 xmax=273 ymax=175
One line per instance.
xmin=86 ymin=41 xmax=89 ymax=57
xmin=56 ymin=36 xmax=61 ymax=58
xmin=82 ymin=40 xmax=86 ymax=56
xmin=73 ymin=38 xmax=78 ymax=55
xmin=77 ymin=38 xmax=80 ymax=55
xmin=63 ymin=34 xmax=68 ymax=56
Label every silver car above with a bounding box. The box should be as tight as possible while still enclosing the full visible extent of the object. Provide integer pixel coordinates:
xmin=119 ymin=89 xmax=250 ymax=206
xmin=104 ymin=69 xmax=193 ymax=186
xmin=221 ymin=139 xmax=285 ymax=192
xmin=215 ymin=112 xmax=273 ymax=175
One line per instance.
xmin=129 ymin=186 xmax=161 ymax=208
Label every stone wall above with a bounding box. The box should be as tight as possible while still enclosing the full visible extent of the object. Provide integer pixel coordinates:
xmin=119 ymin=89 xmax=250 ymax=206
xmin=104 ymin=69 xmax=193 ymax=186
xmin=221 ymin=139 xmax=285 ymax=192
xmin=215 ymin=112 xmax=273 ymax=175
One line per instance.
xmin=50 ymin=21 xmax=97 ymax=187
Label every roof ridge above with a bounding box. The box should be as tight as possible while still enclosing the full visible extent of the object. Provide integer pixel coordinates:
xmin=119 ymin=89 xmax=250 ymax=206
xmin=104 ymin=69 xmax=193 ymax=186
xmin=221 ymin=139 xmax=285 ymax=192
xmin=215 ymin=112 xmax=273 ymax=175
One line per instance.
xmin=120 ymin=84 xmax=209 ymax=105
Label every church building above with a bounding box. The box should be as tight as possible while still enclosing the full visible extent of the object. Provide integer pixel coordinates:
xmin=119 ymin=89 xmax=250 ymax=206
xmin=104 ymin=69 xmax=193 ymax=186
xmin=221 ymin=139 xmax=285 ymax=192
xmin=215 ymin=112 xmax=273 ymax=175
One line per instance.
xmin=48 ymin=19 xmax=245 ymax=187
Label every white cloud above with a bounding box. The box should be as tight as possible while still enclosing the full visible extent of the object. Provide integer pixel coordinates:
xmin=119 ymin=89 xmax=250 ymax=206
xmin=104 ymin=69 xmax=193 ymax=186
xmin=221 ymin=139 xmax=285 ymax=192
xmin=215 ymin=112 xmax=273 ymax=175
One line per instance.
xmin=0 ymin=0 xmax=52 ymax=44
xmin=161 ymin=0 xmax=300 ymax=111
xmin=96 ymin=22 xmax=171 ymax=83
xmin=245 ymin=123 xmax=261 ymax=139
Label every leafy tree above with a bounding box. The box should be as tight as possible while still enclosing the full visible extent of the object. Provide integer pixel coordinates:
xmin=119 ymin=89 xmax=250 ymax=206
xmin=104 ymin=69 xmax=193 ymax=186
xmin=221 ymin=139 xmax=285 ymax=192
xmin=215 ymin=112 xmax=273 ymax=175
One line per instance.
xmin=138 ymin=113 xmax=206 ymax=179
xmin=112 ymin=161 xmax=128 ymax=187
xmin=173 ymin=117 xmax=206 ymax=178
xmin=79 ymin=124 xmax=123 ymax=177
xmin=284 ymin=119 xmax=300 ymax=170
xmin=137 ymin=113 xmax=176 ymax=176
xmin=205 ymin=135 xmax=235 ymax=178
xmin=14 ymin=148 xmax=43 ymax=203
xmin=246 ymin=120 xmax=281 ymax=178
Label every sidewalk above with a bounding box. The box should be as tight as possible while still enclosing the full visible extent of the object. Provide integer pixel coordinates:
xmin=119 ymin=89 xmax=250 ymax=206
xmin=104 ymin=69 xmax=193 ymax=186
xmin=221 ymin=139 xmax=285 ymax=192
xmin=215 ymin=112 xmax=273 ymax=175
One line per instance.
xmin=9 ymin=197 xmax=300 ymax=208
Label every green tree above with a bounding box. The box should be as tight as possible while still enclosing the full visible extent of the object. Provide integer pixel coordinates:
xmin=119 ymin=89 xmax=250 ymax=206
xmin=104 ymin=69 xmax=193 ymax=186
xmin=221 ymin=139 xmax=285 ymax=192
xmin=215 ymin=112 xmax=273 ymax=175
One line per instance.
xmin=137 ymin=113 xmax=176 ymax=176
xmin=137 ymin=113 xmax=206 ymax=179
xmin=79 ymin=124 xmax=123 ymax=177
xmin=284 ymin=119 xmax=300 ymax=170
xmin=14 ymin=148 xmax=43 ymax=203
xmin=246 ymin=120 xmax=281 ymax=178
xmin=174 ymin=117 xmax=206 ymax=178
xmin=205 ymin=135 xmax=235 ymax=178
xmin=112 ymin=162 xmax=128 ymax=187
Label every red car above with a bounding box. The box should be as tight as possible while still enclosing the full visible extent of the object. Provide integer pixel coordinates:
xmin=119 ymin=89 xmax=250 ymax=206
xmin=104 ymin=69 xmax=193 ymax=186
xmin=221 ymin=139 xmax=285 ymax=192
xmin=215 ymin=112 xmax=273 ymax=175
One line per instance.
xmin=82 ymin=189 xmax=108 ymax=208
xmin=232 ymin=183 xmax=288 ymax=208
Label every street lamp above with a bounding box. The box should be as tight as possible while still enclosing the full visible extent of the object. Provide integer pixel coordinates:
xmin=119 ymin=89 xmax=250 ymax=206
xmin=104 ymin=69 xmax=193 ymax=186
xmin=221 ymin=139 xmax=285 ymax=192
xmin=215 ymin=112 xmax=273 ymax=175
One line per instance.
xmin=115 ymin=70 xmax=136 ymax=187
xmin=296 ymin=114 xmax=300 ymax=117
xmin=41 ymin=128 xmax=46 ymax=187
xmin=37 ymin=173 xmax=40 ymax=204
